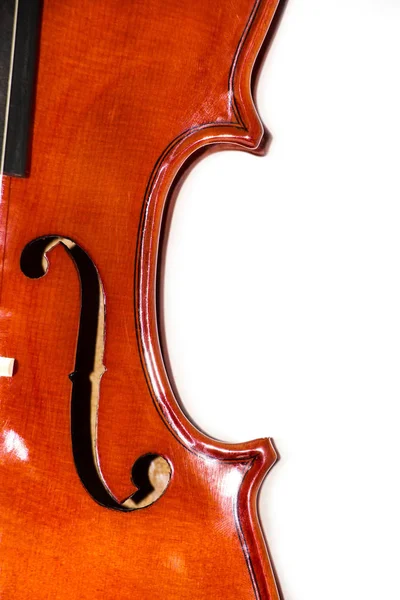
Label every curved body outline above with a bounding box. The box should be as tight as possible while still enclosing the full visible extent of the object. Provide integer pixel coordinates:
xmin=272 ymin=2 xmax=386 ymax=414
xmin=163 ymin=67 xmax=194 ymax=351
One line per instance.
xmin=0 ymin=2 xmax=284 ymax=597
xmin=136 ymin=1 xmax=282 ymax=597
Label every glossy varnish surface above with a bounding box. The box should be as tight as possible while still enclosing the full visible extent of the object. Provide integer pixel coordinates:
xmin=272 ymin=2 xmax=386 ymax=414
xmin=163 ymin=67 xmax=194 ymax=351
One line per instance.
xmin=0 ymin=1 xmax=281 ymax=598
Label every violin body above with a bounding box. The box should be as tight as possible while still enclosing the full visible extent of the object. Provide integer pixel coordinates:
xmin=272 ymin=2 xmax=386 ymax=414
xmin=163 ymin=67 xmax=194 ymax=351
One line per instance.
xmin=0 ymin=1 xmax=281 ymax=597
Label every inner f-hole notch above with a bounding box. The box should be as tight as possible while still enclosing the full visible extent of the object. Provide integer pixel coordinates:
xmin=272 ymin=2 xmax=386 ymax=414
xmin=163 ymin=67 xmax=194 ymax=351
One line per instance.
xmin=20 ymin=235 xmax=172 ymax=511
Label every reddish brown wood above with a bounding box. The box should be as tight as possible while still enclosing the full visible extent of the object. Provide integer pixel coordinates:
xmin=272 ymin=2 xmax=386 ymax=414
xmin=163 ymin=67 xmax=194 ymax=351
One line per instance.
xmin=0 ymin=1 xmax=282 ymax=597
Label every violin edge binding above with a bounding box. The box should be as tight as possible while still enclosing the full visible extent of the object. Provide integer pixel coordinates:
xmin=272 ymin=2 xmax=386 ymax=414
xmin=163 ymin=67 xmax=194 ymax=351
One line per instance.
xmin=137 ymin=1 xmax=282 ymax=597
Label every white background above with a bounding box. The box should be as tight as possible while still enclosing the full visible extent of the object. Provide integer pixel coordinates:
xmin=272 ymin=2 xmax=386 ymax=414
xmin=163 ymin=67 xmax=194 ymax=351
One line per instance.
xmin=162 ymin=1 xmax=400 ymax=598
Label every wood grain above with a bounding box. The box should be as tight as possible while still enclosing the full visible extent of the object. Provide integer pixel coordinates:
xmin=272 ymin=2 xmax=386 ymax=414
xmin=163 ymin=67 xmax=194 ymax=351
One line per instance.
xmin=0 ymin=1 xmax=282 ymax=597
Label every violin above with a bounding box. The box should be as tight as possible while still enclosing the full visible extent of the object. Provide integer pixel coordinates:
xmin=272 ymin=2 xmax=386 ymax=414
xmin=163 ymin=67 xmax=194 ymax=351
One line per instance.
xmin=0 ymin=1 xmax=283 ymax=597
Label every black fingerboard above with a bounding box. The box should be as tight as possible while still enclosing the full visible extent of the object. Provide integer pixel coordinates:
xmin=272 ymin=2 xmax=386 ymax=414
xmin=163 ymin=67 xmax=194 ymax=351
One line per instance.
xmin=0 ymin=0 xmax=15 ymax=167
xmin=1 ymin=0 xmax=42 ymax=177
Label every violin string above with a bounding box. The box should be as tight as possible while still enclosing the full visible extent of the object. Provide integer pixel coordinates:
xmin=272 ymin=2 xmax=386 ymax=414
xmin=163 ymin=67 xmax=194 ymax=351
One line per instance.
xmin=0 ymin=0 xmax=20 ymax=180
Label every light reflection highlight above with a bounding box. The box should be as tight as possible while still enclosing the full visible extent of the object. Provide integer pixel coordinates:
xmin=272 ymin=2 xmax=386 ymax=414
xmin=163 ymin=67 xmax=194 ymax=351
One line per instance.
xmin=2 ymin=429 xmax=29 ymax=461
xmin=221 ymin=467 xmax=243 ymax=498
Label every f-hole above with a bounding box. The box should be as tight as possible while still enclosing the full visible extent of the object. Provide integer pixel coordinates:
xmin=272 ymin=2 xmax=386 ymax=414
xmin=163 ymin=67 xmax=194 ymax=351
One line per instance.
xmin=20 ymin=235 xmax=171 ymax=511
